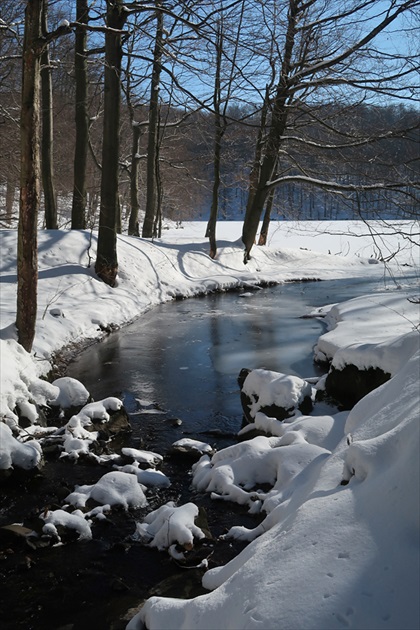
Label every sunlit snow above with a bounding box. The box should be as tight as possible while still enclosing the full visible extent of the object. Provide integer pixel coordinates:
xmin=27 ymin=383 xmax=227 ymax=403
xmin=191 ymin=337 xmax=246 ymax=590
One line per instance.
xmin=0 ymin=221 xmax=418 ymax=629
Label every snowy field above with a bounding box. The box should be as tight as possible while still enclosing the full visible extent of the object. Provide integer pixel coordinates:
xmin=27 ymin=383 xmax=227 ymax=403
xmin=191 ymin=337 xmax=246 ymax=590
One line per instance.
xmin=0 ymin=220 xmax=419 ymax=629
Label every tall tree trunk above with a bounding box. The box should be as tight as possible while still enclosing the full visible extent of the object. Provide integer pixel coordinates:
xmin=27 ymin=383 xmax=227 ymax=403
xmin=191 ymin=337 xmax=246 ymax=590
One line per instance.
xmin=258 ymin=187 xmax=275 ymax=246
xmin=17 ymin=0 xmax=42 ymax=352
xmin=128 ymin=122 xmax=140 ymax=236
xmin=71 ymin=0 xmax=89 ymax=229
xmin=40 ymin=0 xmax=57 ymax=229
xmin=142 ymin=1 xmax=163 ymax=238
xmin=205 ymin=24 xmax=223 ymax=260
xmin=206 ymin=126 xmax=221 ymax=259
xmin=153 ymin=133 xmax=162 ymax=237
xmin=242 ymin=0 xmax=297 ymax=262
xmin=95 ymin=0 xmax=126 ymax=286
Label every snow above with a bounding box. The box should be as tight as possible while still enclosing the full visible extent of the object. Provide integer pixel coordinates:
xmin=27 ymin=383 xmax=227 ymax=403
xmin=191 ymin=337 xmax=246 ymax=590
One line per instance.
xmin=114 ymin=463 xmax=171 ymax=488
xmin=121 ymin=447 xmax=163 ymax=467
xmin=0 ymin=422 xmax=43 ymax=470
xmin=132 ymin=502 xmax=206 ymax=550
xmin=49 ymin=376 xmax=90 ymax=409
xmin=41 ymin=508 xmax=92 ymax=542
xmin=65 ymin=470 xmax=148 ymax=510
xmin=241 ymin=368 xmax=314 ymax=417
xmin=0 ymin=220 xmax=419 ymax=629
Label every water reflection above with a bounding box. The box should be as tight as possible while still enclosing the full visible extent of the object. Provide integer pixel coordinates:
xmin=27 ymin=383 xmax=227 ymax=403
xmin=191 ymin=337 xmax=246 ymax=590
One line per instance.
xmin=67 ymin=274 xmax=418 ymax=439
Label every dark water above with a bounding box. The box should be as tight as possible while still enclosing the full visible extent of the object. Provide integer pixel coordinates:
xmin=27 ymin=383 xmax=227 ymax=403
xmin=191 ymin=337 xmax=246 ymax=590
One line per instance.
xmin=66 ymin=274 xmax=417 ymax=451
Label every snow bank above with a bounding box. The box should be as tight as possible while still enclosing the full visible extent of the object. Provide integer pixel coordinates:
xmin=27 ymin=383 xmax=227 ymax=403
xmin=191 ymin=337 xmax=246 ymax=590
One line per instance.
xmin=128 ymin=350 xmax=420 ymax=630
xmin=314 ymin=291 xmax=419 ymax=369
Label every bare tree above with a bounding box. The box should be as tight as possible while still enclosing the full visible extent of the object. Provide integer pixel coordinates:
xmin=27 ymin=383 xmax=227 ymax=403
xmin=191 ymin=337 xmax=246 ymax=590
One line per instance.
xmin=142 ymin=0 xmax=164 ymax=239
xmin=205 ymin=1 xmax=246 ymax=258
xmin=95 ymin=0 xmax=127 ymax=286
xmin=16 ymin=0 xmax=42 ymax=351
xmin=16 ymin=0 xmax=70 ymax=351
xmin=40 ymin=0 xmax=57 ymax=229
xmin=242 ymin=0 xmax=420 ymax=262
xmin=71 ymin=0 xmax=89 ymax=229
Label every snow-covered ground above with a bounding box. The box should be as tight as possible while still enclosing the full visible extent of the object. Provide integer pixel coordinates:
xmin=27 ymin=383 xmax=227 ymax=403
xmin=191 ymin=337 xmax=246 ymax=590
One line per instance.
xmin=0 ymin=220 xmax=419 ymax=629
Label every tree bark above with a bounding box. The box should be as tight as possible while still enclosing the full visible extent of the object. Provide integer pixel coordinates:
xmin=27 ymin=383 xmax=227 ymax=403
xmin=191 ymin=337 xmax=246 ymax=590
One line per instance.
xmin=205 ymin=23 xmax=223 ymax=260
xmin=128 ymin=123 xmax=141 ymax=236
xmin=258 ymin=187 xmax=275 ymax=246
xmin=71 ymin=0 xmax=89 ymax=230
xmin=17 ymin=0 xmax=42 ymax=352
xmin=40 ymin=0 xmax=57 ymax=229
xmin=5 ymin=177 xmax=15 ymax=225
xmin=142 ymin=1 xmax=163 ymax=238
xmin=95 ymin=0 xmax=126 ymax=286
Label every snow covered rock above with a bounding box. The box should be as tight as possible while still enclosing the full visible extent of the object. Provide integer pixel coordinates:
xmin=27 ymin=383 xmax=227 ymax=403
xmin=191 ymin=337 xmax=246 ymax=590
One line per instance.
xmin=132 ymin=502 xmax=206 ymax=550
xmin=41 ymin=508 xmax=92 ymax=542
xmin=0 ymin=422 xmax=43 ymax=471
xmin=121 ymin=447 xmax=163 ymax=468
xmin=238 ymin=368 xmax=314 ymax=423
xmin=65 ymin=471 xmax=148 ymax=509
xmin=169 ymin=438 xmax=215 ymax=460
xmin=49 ymin=376 xmax=91 ymax=418
xmin=114 ymin=462 xmax=171 ymax=488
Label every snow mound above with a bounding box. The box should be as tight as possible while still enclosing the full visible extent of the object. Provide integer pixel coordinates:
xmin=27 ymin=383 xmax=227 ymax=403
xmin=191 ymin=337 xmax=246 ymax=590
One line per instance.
xmin=41 ymin=508 xmax=92 ymax=541
xmin=242 ymin=369 xmax=314 ymax=418
xmin=133 ymin=502 xmax=206 ymax=550
xmin=50 ymin=376 xmax=90 ymax=408
xmin=0 ymin=422 xmax=42 ymax=470
xmin=65 ymin=471 xmax=148 ymax=509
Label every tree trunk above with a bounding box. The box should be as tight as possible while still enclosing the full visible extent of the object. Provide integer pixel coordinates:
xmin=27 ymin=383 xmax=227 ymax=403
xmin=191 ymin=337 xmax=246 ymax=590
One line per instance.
xmin=205 ymin=24 xmax=223 ymax=260
xmin=153 ymin=134 xmax=162 ymax=237
xmin=258 ymin=187 xmax=275 ymax=246
xmin=95 ymin=0 xmax=126 ymax=286
xmin=206 ymin=128 xmax=221 ymax=259
xmin=142 ymin=1 xmax=163 ymax=238
xmin=40 ymin=0 xmax=57 ymax=229
xmin=17 ymin=0 xmax=42 ymax=352
xmin=5 ymin=177 xmax=15 ymax=225
xmin=128 ymin=122 xmax=140 ymax=236
xmin=71 ymin=0 xmax=89 ymax=230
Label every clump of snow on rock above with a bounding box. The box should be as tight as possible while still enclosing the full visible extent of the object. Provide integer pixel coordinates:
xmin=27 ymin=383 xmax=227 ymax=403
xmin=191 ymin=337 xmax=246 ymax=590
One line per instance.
xmin=41 ymin=508 xmax=93 ymax=542
xmin=114 ymin=462 xmax=171 ymax=488
xmin=0 ymin=422 xmax=42 ymax=470
xmin=49 ymin=376 xmax=90 ymax=409
xmin=242 ymin=369 xmax=314 ymax=418
xmin=133 ymin=502 xmax=206 ymax=550
xmin=65 ymin=471 xmax=148 ymax=509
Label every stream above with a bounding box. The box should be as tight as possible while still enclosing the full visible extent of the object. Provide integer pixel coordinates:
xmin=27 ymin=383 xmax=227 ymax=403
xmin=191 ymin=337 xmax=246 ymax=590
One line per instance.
xmin=1 ymin=274 xmax=417 ymax=630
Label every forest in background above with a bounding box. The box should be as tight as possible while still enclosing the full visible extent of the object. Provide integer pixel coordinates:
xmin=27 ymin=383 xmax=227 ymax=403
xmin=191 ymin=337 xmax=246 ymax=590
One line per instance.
xmin=1 ymin=97 xmax=418 ymax=227
xmin=1 ymin=1 xmax=419 ymax=231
